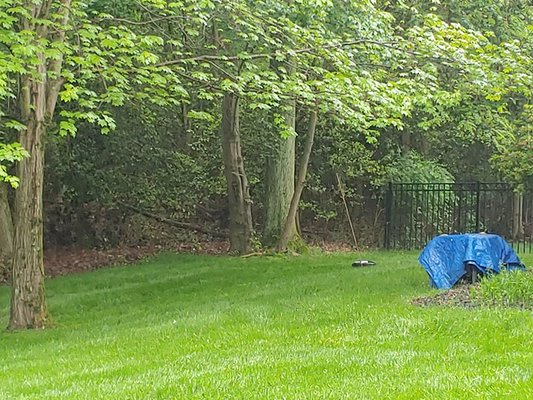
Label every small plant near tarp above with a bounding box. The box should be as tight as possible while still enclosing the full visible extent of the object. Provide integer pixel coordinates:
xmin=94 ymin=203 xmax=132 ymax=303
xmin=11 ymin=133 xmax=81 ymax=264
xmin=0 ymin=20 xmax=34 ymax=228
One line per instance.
xmin=470 ymin=270 xmax=533 ymax=309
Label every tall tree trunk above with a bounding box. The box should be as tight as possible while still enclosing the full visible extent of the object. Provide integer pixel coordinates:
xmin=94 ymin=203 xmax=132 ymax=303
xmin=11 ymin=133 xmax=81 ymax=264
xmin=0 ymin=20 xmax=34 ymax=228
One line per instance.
xmin=221 ymin=93 xmax=253 ymax=254
xmin=0 ymin=183 xmax=14 ymax=277
xmin=278 ymin=110 xmax=317 ymax=251
xmin=263 ymin=100 xmax=297 ymax=247
xmin=9 ymin=72 xmax=48 ymax=330
xmin=9 ymin=0 xmax=70 ymax=330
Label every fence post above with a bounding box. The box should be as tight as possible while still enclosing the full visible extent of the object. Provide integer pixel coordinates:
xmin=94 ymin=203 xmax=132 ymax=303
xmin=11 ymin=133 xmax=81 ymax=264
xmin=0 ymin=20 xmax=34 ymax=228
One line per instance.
xmin=512 ymin=191 xmax=524 ymax=240
xmin=384 ymin=182 xmax=393 ymax=249
xmin=475 ymin=181 xmax=481 ymax=232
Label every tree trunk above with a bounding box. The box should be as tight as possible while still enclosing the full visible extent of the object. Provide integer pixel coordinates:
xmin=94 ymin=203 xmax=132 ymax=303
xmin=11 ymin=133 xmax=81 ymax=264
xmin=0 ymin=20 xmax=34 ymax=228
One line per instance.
xmin=263 ymin=101 xmax=297 ymax=247
xmin=9 ymin=73 xmax=48 ymax=330
xmin=221 ymin=93 xmax=253 ymax=254
xmin=278 ymin=110 xmax=317 ymax=251
xmin=0 ymin=183 xmax=14 ymax=277
xmin=182 ymin=102 xmax=192 ymax=150
xmin=401 ymin=131 xmax=411 ymax=153
xmin=8 ymin=0 xmax=70 ymax=330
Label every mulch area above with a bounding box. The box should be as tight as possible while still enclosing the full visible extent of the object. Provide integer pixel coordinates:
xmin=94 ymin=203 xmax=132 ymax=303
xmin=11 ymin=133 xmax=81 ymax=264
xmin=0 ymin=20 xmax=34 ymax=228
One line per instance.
xmin=43 ymin=240 xmax=231 ymax=278
xmin=411 ymin=270 xmax=533 ymax=310
xmin=411 ymin=284 xmax=480 ymax=308
xmin=41 ymin=240 xmax=358 ymax=278
xmin=44 ymin=246 xmax=159 ymax=277
xmin=3 ymin=240 xmax=360 ymax=283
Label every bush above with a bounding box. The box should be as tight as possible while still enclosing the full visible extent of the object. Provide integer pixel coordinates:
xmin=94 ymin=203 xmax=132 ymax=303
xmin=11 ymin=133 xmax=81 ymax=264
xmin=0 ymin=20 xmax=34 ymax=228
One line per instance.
xmin=471 ymin=270 xmax=533 ymax=309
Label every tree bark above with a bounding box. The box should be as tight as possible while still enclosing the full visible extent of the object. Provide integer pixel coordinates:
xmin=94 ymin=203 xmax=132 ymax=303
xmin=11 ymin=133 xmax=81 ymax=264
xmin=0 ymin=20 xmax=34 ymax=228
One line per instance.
xmin=9 ymin=0 xmax=71 ymax=330
xmin=0 ymin=183 xmax=14 ymax=277
xmin=9 ymin=71 xmax=48 ymax=330
xmin=263 ymin=100 xmax=297 ymax=247
xmin=278 ymin=110 xmax=317 ymax=251
xmin=221 ymin=93 xmax=253 ymax=254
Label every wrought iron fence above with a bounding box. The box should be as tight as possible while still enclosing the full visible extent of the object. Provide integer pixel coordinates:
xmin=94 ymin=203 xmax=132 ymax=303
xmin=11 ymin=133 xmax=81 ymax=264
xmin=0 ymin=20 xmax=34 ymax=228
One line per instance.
xmin=384 ymin=182 xmax=533 ymax=253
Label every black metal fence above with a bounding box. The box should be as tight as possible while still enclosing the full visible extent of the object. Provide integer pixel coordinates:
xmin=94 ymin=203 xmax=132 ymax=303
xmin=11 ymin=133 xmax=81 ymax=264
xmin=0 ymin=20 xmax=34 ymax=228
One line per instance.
xmin=384 ymin=182 xmax=533 ymax=253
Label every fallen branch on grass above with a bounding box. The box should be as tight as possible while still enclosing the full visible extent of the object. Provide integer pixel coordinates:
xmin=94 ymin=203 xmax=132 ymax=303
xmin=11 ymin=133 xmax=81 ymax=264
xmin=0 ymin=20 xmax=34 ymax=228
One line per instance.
xmin=240 ymin=252 xmax=265 ymax=258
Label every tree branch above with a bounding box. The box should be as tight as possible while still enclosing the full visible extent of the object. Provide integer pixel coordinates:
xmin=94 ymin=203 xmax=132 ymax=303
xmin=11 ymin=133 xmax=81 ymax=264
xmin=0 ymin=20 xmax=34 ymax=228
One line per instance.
xmin=97 ymin=15 xmax=188 ymax=26
xmin=156 ymin=39 xmax=400 ymax=67
xmin=120 ymin=203 xmax=226 ymax=238
xmin=46 ymin=0 xmax=72 ymax=121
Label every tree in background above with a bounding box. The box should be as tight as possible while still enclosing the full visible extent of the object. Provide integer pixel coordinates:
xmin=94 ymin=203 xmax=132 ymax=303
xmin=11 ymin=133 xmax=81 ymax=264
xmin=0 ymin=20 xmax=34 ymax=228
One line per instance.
xmin=0 ymin=0 xmax=180 ymax=329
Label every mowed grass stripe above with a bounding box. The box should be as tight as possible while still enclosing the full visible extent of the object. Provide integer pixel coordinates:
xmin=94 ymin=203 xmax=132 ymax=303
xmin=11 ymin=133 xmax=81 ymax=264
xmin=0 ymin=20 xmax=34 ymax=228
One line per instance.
xmin=0 ymin=252 xmax=532 ymax=399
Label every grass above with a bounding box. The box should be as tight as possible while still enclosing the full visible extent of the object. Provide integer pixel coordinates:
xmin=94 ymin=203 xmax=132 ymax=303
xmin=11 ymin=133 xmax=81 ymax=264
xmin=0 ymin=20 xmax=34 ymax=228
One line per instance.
xmin=472 ymin=269 xmax=533 ymax=309
xmin=0 ymin=251 xmax=532 ymax=399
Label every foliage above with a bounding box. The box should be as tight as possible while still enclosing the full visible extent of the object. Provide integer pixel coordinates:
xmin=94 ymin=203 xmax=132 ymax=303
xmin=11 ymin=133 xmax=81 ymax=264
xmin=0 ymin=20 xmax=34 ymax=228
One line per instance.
xmin=0 ymin=0 xmax=186 ymax=136
xmin=0 ymin=143 xmax=28 ymax=187
xmin=39 ymin=0 xmax=462 ymax=245
xmin=492 ymin=127 xmax=533 ymax=188
xmin=383 ymin=151 xmax=455 ymax=184
xmin=3 ymin=0 xmax=533 ymax=247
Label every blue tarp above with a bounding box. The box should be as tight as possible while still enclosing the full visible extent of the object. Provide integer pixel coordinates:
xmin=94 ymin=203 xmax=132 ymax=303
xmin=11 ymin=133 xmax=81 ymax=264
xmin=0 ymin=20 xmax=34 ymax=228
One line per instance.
xmin=418 ymin=233 xmax=525 ymax=289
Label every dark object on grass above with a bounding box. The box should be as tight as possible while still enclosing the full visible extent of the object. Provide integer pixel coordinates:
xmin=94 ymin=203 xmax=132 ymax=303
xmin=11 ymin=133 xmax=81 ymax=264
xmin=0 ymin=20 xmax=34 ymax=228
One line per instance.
xmin=419 ymin=233 xmax=525 ymax=289
xmin=352 ymin=260 xmax=376 ymax=267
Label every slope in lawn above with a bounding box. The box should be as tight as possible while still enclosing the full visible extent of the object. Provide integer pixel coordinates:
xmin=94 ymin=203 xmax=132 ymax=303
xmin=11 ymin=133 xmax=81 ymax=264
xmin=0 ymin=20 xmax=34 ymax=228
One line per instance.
xmin=0 ymin=252 xmax=532 ymax=399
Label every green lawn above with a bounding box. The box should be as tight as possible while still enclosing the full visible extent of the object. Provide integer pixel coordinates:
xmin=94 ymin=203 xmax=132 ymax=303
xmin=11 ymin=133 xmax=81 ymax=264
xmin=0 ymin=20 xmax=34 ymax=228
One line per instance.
xmin=1 ymin=251 xmax=532 ymax=399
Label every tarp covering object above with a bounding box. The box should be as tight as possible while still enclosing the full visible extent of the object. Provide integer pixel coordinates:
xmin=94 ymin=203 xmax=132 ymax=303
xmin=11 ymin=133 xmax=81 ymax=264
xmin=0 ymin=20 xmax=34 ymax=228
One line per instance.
xmin=418 ymin=233 xmax=525 ymax=289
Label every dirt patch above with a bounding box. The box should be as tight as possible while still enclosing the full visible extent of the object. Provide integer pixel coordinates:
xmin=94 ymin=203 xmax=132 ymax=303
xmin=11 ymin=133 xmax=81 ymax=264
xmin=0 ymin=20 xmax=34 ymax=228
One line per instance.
xmin=411 ymin=284 xmax=480 ymax=308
